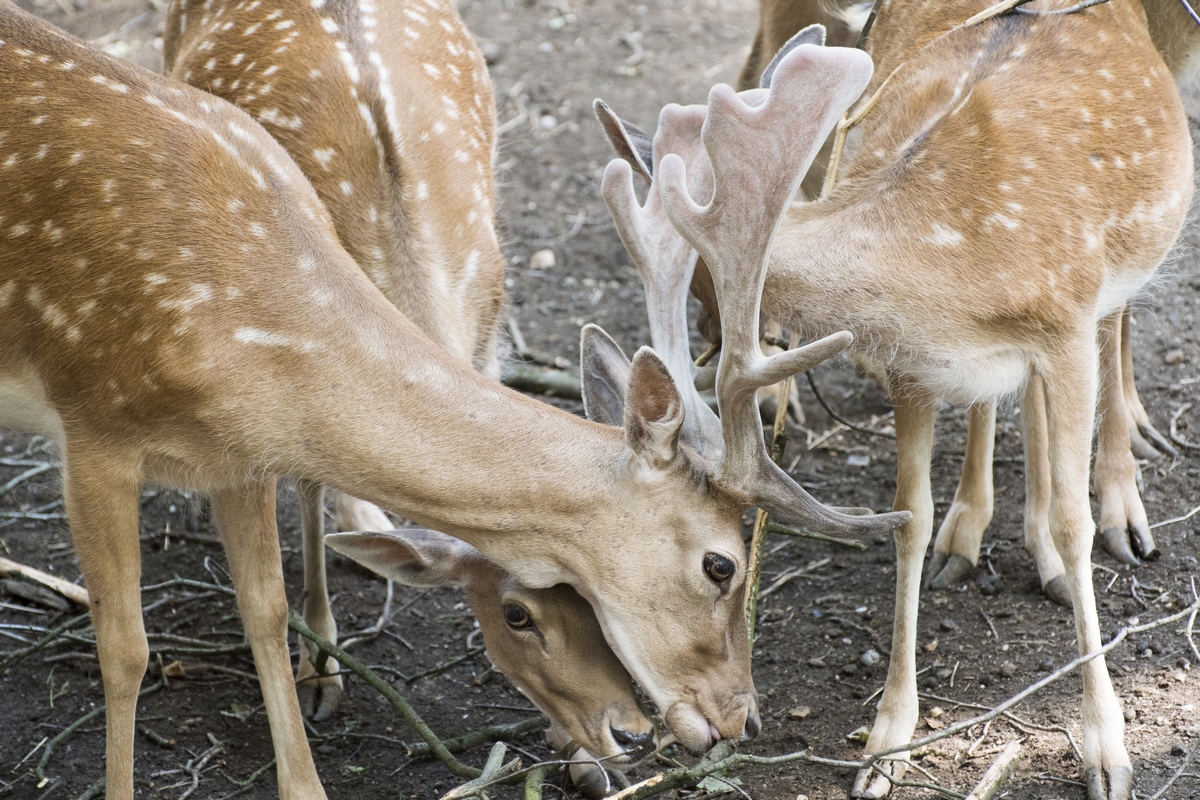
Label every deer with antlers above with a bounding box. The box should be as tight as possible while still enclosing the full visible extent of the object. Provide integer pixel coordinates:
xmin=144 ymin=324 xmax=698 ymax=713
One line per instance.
xmin=596 ymin=2 xmax=1192 ymax=798
xmin=0 ymin=2 xmax=907 ymax=796
xmin=724 ymin=0 xmax=1200 ymax=601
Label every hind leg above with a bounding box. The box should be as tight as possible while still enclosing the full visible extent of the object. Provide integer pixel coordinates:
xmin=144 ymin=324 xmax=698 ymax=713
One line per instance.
xmin=1021 ymin=375 xmax=1071 ymax=606
xmin=926 ymin=401 xmax=994 ymax=590
xmin=1095 ymin=311 xmax=1155 ymax=564
xmin=295 ymin=480 xmax=343 ymax=720
xmin=1121 ymin=305 xmax=1176 ymax=459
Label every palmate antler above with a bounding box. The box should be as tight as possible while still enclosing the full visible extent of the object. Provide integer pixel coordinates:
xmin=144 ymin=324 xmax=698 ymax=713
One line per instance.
xmin=599 ymin=42 xmax=909 ymax=538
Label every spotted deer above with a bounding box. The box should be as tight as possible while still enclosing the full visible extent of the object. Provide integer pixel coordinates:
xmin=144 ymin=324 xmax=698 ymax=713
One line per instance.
xmin=324 ymin=528 xmax=654 ymax=797
xmin=161 ymin=0 xmax=508 ymax=722
xmin=596 ymin=3 xmax=1192 ymax=797
xmin=0 ymin=4 xmax=907 ymax=797
xmin=730 ymin=0 xmax=1200 ymax=602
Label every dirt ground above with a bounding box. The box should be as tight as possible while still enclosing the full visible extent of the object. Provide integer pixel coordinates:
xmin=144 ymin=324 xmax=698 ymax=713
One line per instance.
xmin=2 ymin=1 xmax=1199 ymax=798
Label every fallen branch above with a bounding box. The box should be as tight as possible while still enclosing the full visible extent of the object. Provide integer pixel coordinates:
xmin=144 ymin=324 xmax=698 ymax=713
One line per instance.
xmin=500 ymin=364 xmax=582 ymax=401
xmin=964 ymin=741 xmax=1021 ymax=800
xmin=1150 ymin=502 xmax=1200 ymax=531
xmin=0 ymin=557 xmax=89 ymax=606
xmin=1170 ymin=403 xmax=1199 ymax=451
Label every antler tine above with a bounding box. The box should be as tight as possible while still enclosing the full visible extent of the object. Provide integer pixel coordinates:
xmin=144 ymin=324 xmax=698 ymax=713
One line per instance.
xmin=599 ymin=103 xmax=723 ymax=458
xmin=657 ymin=44 xmax=879 ymax=502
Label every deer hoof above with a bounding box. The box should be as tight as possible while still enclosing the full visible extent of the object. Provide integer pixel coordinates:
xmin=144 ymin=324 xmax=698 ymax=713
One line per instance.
xmin=1099 ymin=527 xmax=1140 ymax=566
xmin=1042 ymin=575 xmax=1073 ymax=608
xmin=1086 ymin=765 xmax=1132 ymax=800
xmin=926 ymin=554 xmax=974 ymax=590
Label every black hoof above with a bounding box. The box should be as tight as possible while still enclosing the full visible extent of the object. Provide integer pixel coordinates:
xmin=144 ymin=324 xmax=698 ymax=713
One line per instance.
xmin=929 ymin=554 xmax=974 ymax=590
xmin=924 ymin=551 xmax=948 ymax=590
xmin=1131 ymin=526 xmax=1158 ymax=562
xmin=1099 ymin=527 xmax=1140 ymax=566
xmin=1043 ymin=575 xmax=1073 ymax=608
xmin=1085 ymin=765 xmax=1132 ymax=800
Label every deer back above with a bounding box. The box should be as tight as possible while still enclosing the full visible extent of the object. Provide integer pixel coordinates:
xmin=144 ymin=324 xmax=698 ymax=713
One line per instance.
xmin=165 ymin=0 xmax=505 ymax=374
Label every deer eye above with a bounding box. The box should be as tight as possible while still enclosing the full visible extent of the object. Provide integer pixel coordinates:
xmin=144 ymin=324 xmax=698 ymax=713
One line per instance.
xmin=503 ymin=603 xmax=533 ymax=629
xmin=703 ymin=553 xmax=735 ymax=584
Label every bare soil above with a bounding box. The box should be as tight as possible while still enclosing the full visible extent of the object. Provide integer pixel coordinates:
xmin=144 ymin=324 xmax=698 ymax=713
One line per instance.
xmin=2 ymin=1 xmax=1199 ymax=799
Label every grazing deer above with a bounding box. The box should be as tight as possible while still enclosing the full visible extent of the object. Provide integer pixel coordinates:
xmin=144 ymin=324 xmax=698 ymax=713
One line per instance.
xmin=713 ymin=0 xmax=1200 ymax=602
xmin=161 ymin=0 xmax=508 ymax=722
xmin=597 ymin=3 xmax=1192 ymax=797
xmin=0 ymin=4 xmax=905 ymax=797
xmin=324 ymin=528 xmax=654 ymax=797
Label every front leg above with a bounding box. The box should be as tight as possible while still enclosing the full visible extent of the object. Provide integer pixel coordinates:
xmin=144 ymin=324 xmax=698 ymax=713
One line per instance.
xmin=926 ymin=401 xmax=994 ymax=590
xmin=852 ymin=383 xmax=935 ymax=799
xmin=214 ymin=479 xmax=327 ymax=800
xmin=1095 ymin=311 xmax=1155 ymax=564
xmin=296 ymin=480 xmax=342 ymax=721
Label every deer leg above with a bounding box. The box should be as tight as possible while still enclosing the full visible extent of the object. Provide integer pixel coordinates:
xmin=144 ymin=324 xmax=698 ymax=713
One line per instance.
xmin=926 ymin=401 xmax=994 ymax=590
xmin=852 ymin=384 xmax=935 ymax=800
xmin=1021 ymin=374 xmax=1070 ymax=607
xmin=63 ymin=447 xmax=146 ymax=800
xmin=1120 ymin=305 xmax=1176 ymax=459
xmin=213 ymin=479 xmax=327 ymax=800
xmin=295 ymin=480 xmax=342 ymax=720
xmin=1095 ymin=311 xmax=1155 ymax=564
xmin=1041 ymin=358 xmax=1131 ymax=800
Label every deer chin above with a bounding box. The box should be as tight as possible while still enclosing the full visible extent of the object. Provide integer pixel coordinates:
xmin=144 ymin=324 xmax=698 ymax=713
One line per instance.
xmin=664 ymin=702 xmax=721 ymax=753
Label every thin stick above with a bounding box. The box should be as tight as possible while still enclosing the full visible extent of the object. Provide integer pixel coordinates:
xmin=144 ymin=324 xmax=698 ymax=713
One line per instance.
xmin=1149 ymin=502 xmax=1200 ymax=530
xmin=1013 ymin=0 xmax=1113 ymax=14
xmin=0 ymin=557 xmax=89 ymax=606
xmin=821 ymin=65 xmax=903 ymax=195
xmin=759 ymin=558 xmax=832 ymax=602
xmin=405 ymin=715 xmax=549 ymax=758
xmin=745 ymin=329 xmax=799 ymax=648
xmin=764 ymin=521 xmax=868 ymax=550
xmin=1179 ymin=0 xmax=1200 ymax=26
xmin=0 ymin=612 xmax=91 ymax=671
xmin=951 ymin=0 xmax=1034 ymax=30
xmin=1148 ymin=732 xmax=1200 ymax=800
xmin=804 ymin=371 xmax=897 ymax=439
xmin=694 ymin=342 xmax=720 ymax=368
xmin=500 ymin=364 xmax=582 ymax=401
xmin=289 ymin=611 xmax=482 ymax=779
xmin=1169 ymin=403 xmax=1199 ymax=450
xmin=340 ymin=579 xmax=395 ymax=650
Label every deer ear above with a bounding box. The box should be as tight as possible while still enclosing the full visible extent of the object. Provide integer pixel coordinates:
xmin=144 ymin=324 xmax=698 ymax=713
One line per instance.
xmin=624 ymin=347 xmax=684 ymax=469
xmin=325 ymin=529 xmax=479 ymax=588
xmin=580 ymin=324 xmax=631 ymax=426
xmin=760 ymin=24 xmax=827 ymax=89
xmin=594 ymin=99 xmax=653 ymax=181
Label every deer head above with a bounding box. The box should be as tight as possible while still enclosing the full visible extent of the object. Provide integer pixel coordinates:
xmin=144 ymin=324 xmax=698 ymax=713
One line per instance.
xmin=325 ymin=528 xmax=652 ymax=792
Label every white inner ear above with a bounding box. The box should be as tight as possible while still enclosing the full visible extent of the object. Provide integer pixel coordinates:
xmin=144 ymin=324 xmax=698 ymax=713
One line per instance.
xmin=638 ymin=398 xmax=682 ymax=464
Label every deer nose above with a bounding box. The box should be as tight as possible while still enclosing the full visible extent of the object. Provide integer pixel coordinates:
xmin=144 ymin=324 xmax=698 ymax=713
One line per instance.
xmin=743 ymin=708 xmax=761 ymax=740
xmin=611 ymin=727 xmax=655 ymax=755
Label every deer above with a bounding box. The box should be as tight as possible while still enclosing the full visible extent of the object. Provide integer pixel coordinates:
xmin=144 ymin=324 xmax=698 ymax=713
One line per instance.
xmin=159 ymin=1 xmax=659 ymax=785
xmin=594 ymin=3 xmax=1193 ymax=798
xmin=324 ymin=528 xmax=653 ymax=797
xmin=161 ymin=0 xmax=508 ymax=723
xmin=0 ymin=3 xmax=908 ymax=797
xmin=726 ymin=0 xmax=1200 ymax=602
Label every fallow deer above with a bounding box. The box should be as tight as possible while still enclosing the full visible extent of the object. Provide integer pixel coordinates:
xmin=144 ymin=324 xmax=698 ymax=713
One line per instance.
xmin=162 ymin=0 xmax=508 ymax=721
xmin=0 ymin=4 xmax=905 ymax=797
xmin=729 ymin=0 xmax=1200 ymax=600
xmin=598 ymin=4 xmax=1192 ymax=797
xmin=324 ymin=528 xmax=654 ymax=797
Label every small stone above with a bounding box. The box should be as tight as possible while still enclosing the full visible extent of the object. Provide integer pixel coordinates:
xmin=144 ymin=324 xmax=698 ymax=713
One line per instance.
xmin=807 ymin=657 xmax=826 ymax=668
xmin=847 ymin=454 xmax=870 ymax=467
xmin=1178 ymin=657 xmax=1191 ymax=671
xmin=840 ymin=662 xmax=859 ymax=677
xmin=539 ymin=114 xmax=558 ymax=130
xmin=860 ymin=649 xmax=882 ymax=667
xmin=478 ymin=40 xmax=503 ymax=64
xmin=940 ymin=618 xmax=958 ymax=631
xmin=929 ymin=706 xmax=944 ymax=718
xmin=1172 ymin=742 xmax=1188 ymax=756
xmin=1164 ymin=349 xmax=1185 ymax=365
xmin=788 ymin=706 xmax=811 ymax=720
xmin=1174 ymin=670 xmax=1187 ymax=683
xmin=1040 ymin=658 xmax=1055 ymax=671
xmin=537 ymin=41 xmax=554 ymax=53
xmin=1000 ymin=661 xmax=1017 ymax=677
xmin=1124 ymin=707 xmax=1136 ymax=722
xmin=529 ymin=249 xmax=556 ymax=270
